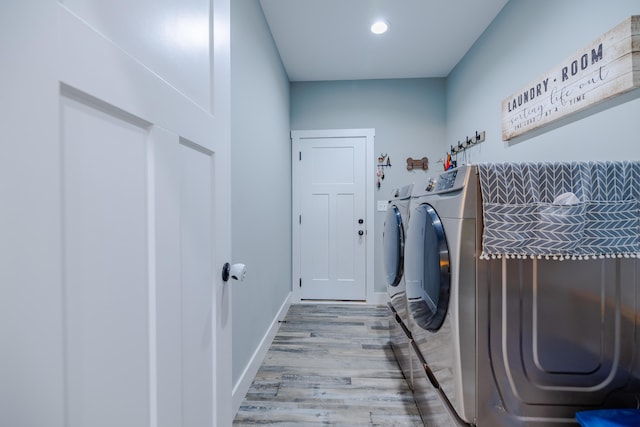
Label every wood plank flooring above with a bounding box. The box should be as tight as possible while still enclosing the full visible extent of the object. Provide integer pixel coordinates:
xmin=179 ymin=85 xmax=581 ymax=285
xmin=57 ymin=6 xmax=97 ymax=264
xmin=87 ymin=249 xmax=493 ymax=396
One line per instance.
xmin=233 ymin=303 xmax=424 ymax=426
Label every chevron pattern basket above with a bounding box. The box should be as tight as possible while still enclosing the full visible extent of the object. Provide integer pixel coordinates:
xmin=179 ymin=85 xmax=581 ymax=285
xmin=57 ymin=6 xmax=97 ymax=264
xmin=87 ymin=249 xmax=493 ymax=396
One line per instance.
xmin=478 ymin=161 xmax=640 ymax=260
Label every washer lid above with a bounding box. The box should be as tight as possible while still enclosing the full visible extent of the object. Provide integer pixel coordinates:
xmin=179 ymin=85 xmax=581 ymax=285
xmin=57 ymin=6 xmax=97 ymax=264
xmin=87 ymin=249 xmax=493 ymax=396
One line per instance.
xmin=405 ymin=203 xmax=450 ymax=332
xmin=383 ymin=205 xmax=404 ymax=287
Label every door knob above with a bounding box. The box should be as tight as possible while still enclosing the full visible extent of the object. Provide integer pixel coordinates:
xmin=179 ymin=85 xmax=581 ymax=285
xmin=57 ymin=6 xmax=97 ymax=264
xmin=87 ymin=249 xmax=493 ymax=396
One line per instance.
xmin=358 ymin=230 xmax=364 ymax=236
xmin=222 ymin=262 xmax=247 ymax=282
xmin=358 ymin=219 xmax=364 ymax=224
xmin=222 ymin=263 xmax=231 ymax=281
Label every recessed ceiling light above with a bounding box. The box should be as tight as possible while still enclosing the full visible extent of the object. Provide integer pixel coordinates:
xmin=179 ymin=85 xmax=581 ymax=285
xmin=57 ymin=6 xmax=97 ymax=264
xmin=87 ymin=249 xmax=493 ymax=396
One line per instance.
xmin=370 ymin=20 xmax=389 ymax=35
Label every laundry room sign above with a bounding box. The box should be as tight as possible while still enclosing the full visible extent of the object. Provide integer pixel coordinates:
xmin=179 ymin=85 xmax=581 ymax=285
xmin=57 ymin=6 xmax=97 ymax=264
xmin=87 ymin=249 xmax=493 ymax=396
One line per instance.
xmin=502 ymin=15 xmax=640 ymax=141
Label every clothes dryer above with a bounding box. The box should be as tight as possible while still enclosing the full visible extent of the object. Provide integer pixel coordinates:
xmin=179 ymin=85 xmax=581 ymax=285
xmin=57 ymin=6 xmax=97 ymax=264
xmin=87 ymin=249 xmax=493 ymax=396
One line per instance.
xmin=404 ymin=165 xmax=480 ymax=426
xmin=384 ymin=184 xmax=413 ymax=323
xmin=383 ymin=184 xmax=413 ymax=386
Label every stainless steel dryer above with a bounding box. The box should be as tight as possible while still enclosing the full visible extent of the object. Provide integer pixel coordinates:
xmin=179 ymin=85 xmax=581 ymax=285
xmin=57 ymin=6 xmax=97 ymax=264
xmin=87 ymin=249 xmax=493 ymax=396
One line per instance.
xmin=383 ymin=184 xmax=414 ymax=386
xmin=384 ymin=184 xmax=413 ymax=324
xmin=404 ymin=165 xmax=480 ymax=426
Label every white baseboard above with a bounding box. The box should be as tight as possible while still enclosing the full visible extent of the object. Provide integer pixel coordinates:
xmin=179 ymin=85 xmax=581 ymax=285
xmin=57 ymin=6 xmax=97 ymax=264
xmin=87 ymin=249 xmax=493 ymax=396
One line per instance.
xmin=231 ymin=292 xmax=292 ymax=417
xmin=368 ymin=291 xmax=390 ymax=305
xmin=291 ymin=292 xmax=390 ymax=305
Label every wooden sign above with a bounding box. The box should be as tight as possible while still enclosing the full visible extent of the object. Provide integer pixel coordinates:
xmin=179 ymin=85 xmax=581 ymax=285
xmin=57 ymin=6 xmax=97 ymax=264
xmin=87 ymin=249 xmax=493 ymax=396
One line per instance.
xmin=502 ymin=15 xmax=640 ymax=141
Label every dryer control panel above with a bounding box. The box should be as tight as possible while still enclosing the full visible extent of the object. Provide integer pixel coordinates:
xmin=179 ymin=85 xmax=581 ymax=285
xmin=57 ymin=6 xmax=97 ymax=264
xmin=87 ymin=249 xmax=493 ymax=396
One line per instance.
xmin=420 ymin=165 xmax=471 ymax=196
xmin=434 ymin=169 xmax=459 ymax=192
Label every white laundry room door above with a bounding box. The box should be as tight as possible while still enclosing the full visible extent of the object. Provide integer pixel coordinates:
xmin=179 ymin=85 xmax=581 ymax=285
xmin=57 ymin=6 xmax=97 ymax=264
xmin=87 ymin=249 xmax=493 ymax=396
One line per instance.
xmin=292 ymin=129 xmax=375 ymax=302
xmin=0 ymin=1 xmax=232 ymax=427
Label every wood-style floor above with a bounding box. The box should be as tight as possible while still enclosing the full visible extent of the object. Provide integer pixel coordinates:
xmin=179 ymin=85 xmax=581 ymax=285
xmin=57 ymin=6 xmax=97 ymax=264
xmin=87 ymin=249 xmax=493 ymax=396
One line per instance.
xmin=233 ymin=303 xmax=424 ymax=426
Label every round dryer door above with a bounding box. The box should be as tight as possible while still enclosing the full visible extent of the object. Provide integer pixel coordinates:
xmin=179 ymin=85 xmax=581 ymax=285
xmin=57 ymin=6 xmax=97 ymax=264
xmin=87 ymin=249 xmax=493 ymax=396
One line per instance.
xmin=405 ymin=203 xmax=451 ymax=332
xmin=383 ymin=205 xmax=404 ymax=287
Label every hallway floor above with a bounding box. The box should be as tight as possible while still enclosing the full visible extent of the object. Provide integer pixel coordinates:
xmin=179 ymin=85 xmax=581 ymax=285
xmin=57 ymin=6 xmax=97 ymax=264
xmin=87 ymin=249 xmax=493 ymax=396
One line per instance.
xmin=233 ymin=303 xmax=423 ymax=426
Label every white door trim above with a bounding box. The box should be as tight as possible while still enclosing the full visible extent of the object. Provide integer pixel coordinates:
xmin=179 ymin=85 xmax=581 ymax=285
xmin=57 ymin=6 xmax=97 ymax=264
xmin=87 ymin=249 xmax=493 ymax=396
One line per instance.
xmin=291 ymin=128 xmax=375 ymax=304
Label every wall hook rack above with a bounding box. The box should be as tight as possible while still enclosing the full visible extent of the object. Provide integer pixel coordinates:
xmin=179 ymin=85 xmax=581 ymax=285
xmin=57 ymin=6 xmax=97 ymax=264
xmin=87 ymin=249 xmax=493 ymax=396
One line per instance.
xmin=451 ymin=130 xmax=485 ymax=155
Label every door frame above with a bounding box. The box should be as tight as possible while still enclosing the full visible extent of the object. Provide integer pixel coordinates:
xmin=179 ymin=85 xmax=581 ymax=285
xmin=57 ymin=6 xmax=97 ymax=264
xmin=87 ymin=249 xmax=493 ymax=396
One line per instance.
xmin=291 ymin=128 xmax=375 ymax=303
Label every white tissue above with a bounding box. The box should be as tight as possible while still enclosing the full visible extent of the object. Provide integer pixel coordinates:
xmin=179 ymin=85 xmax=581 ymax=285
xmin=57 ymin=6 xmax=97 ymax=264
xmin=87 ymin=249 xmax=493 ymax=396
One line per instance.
xmin=553 ymin=192 xmax=580 ymax=205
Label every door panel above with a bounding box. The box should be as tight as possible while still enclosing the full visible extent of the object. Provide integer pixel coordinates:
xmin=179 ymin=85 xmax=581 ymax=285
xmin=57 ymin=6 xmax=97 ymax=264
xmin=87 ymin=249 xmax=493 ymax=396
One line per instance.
xmin=179 ymin=141 xmax=214 ymax=427
xmin=335 ymin=193 xmax=356 ymax=279
xmin=296 ymin=134 xmax=368 ymax=301
xmin=154 ymin=134 xmax=219 ymax=427
xmin=60 ymin=0 xmax=211 ymax=111
xmin=306 ymin=194 xmax=330 ymax=279
xmin=311 ymin=145 xmax=355 ymax=183
xmin=62 ymin=93 xmax=150 ymax=427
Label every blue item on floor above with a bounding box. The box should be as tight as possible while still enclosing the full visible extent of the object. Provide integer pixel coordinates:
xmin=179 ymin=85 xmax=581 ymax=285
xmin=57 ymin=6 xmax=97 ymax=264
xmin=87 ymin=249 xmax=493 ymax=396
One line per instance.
xmin=576 ymin=409 xmax=640 ymax=426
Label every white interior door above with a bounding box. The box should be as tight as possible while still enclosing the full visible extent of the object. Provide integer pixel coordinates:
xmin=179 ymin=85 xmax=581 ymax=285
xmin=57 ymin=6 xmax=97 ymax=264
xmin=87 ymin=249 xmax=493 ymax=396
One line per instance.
xmin=1 ymin=1 xmax=231 ymax=426
xmin=292 ymin=129 xmax=374 ymax=302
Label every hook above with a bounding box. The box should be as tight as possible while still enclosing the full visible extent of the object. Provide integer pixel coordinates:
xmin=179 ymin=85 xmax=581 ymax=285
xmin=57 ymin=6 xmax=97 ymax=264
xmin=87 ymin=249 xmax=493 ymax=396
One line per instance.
xmin=451 ymin=130 xmax=485 ymax=155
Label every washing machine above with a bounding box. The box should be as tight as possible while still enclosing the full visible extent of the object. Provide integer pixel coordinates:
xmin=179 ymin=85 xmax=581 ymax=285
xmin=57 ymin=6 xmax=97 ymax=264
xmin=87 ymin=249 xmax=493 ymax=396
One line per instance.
xmin=383 ymin=184 xmax=414 ymax=386
xmin=404 ymin=165 xmax=480 ymax=426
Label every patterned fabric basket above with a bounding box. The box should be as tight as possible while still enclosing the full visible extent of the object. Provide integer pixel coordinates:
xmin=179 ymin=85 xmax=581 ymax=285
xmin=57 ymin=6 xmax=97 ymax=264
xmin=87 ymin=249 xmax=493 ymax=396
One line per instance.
xmin=478 ymin=161 xmax=640 ymax=260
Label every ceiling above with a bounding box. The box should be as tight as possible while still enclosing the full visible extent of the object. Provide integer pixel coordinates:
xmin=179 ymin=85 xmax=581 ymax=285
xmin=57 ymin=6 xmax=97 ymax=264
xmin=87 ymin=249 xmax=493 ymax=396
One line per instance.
xmin=259 ymin=0 xmax=509 ymax=82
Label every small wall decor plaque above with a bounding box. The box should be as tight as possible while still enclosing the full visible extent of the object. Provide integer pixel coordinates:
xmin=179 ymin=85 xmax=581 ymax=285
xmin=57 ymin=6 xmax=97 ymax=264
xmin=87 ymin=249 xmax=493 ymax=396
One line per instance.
xmin=406 ymin=157 xmax=429 ymax=171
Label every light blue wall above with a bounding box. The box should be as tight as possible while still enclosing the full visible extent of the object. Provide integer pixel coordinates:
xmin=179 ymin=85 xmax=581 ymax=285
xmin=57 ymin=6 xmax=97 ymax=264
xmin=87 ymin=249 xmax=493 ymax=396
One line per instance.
xmin=231 ymin=0 xmax=291 ymax=386
xmin=446 ymin=0 xmax=640 ymax=163
xmin=290 ymin=79 xmax=446 ymax=294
